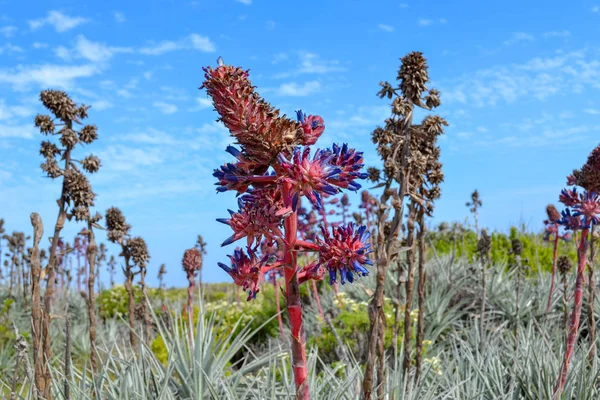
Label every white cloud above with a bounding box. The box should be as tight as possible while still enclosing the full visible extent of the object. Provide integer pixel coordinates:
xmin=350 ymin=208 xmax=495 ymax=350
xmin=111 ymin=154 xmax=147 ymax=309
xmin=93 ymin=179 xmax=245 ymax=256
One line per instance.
xmin=91 ymin=99 xmax=113 ymax=110
xmin=190 ymin=97 xmax=212 ymax=111
xmin=236 ymin=0 xmax=252 ymax=4
xmin=503 ymin=32 xmax=534 ymax=46
xmin=0 ymin=43 xmax=24 ymax=54
xmin=0 ymin=99 xmax=34 ymax=120
xmin=140 ymin=34 xmax=216 ymax=55
xmin=585 ymin=108 xmax=600 ymax=115
xmin=378 ymin=24 xmax=395 ymax=32
xmin=189 ymin=34 xmax=216 ymax=52
xmin=153 ymin=101 xmax=178 ymax=114
xmin=114 ymin=11 xmax=126 ymax=23
xmin=0 ymin=26 xmax=16 ymax=38
xmin=74 ymin=35 xmax=133 ymax=62
xmin=33 ymin=42 xmax=48 ymax=49
xmin=592 ymin=5 xmax=599 ymax=12
xmin=0 ymin=123 xmax=36 ymax=139
xmin=418 ymin=19 xmax=432 ymax=26
xmin=28 ymin=11 xmax=88 ymax=32
xmin=143 ymin=71 xmax=153 ymax=80
xmin=0 ymin=63 xmax=100 ymax=90
xmin=98 ymin=145 xmax=165 ymax=171
xmin=543 ymin=30 xmax=570 ymax=38
xmin=276 ymin=81 xmax=321 ymax=96
xmin=274 ymin=51 xmax=346 ymax=79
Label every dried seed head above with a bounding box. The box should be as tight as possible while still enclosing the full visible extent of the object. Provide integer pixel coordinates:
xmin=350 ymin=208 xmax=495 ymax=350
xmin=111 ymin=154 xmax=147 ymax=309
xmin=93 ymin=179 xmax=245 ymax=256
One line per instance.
xmin=77 ymin=105 xmax=89 ymax=120
xmin=398 ymin=52 xmax=429 ymax=104
xmin=557 ymin=255 xmax=573 ymax=275
xmin=341 ymin=193 xmax=349 ymax=206
xmin=128 ymin=236 xmax=150 ymax=267
xmin=105 ymin=207 xmax=131 ymax=243
xmin=90 ymin=211 xmax=102 ymax=223
xmin=571 ymin=144 xmax=600 ymax=192
xmin=40 ymin=90 xmax=78 ymax=122
xmin=63 ymin=169 xmax=95 ymax=208
xmin=353 ymin=212 xmax=363 ymax=224
xmin=79 ymin=125 xmax=98 ymax=144
xmin=158 ymin=263 xmax=167 ymax=279
xmin=425 ymin=88 xmax=441 ymax=109
xmin=477 ymin=229 xmax=492 ymax=255
xmin=182 ymin=247 xmax=203 ymax=277
xmin=40 ymin=141 xmax=61 ymax=158
xmin=511 ymin=238 xmax=523 ymax=256
xmin=41 ymin=157 xmax=62 ymax=178
xmin=546 ymin=204 xmax=561 ymax=223
xmin=82 ymin=155 xmax=101 ymax=174
xmin=377 ymin=81 xmax=395 ymax=99
xmin=59 ymin=127 xmax=78 ymax=149
xmin=392 ymin=97 xmax=412 ymax=116
xmin=421 ymin=115 xmax=448 ymax=136
xmin=72 ymin=206 xmax=90 ymax=222
xmin=35 ymin=114 xmax=55 ymax=134
xmin=367 ymin=167 xmax=381 ymax=182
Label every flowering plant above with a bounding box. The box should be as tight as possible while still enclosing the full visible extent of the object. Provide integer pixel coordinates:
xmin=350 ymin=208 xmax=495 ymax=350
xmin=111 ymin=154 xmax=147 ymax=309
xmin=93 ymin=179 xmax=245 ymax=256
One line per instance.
xmin=200 ymin=58 xmax=371 ymax=398
xmin=553 ymin=145 xmax=600 ymax=398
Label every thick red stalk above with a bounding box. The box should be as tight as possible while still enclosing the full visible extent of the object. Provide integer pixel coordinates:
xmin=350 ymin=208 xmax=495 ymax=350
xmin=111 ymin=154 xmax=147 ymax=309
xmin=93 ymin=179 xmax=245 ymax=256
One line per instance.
xmin=553 ymin=227 xmax=589 ymax=398
xmin=282 ymin=183 xmax=309 ymax=400
xmin=546 ymin=234 xmax=559 ymax=313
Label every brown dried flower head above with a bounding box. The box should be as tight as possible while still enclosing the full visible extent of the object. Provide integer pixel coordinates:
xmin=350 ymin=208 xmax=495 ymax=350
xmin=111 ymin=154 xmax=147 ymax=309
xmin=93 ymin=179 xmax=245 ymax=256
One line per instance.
xmin=511 ymin=238 xmax=523 ymax=256
xmin=79 ymin=125 xmax=98 ymax=144
xmin=570 ymin=144 xmax=600 ymax=192
xmin=182 ymin=248 xmax=203 ymax=277
xmin=41 ymin=157 xmax=62 ymax=178
xmin=63 ymin=169 xmax=95 ymax=208
xmin=72 ymin=206 xmax=90 ymax=222
xmin=35 ymin=114 xmax=55 ymax=135
xmin=477 ymin=229 xmax=492 ymax=255
xmin=557 ymin=255 xmax=573 ymax=275
xmin=40 ymin=141 xmax=61 ymax=158
xmin=82 ymin=155 xmax=101 ymax=174
xmin=105 ymin=207 xmax=131 ymax=243
xmin=546 ymin=204 xmax=561 ymax=223
xmin=40 ymin=90 xmax=78 ymax=122
xmin=425 ymin=88 xmax=441 ymax=109
xmin=59 ymin=127 xmax=78 ymax=149
xmin=398 ymin=52 xmax=429 ymax=105
xmin=128 ymin=236 xmax=150 ymax=268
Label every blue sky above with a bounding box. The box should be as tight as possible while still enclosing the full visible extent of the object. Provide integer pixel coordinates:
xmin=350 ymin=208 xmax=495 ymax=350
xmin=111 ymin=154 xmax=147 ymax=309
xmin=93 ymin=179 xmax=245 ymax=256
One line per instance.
xmin=1 ymin=0 xmax=599 ymax=287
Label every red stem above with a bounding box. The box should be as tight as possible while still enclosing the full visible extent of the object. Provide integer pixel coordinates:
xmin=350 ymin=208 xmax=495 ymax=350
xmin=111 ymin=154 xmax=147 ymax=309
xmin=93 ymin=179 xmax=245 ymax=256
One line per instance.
xmin=282 ymin=183 xmax=309 ymax=399
xmin=546 ymin=233 xmax=560 ymax=313
xmin=312 ymin=280 xmax=325 ymax=321
xmin=553 ymin=227 xmax=589 ymax=398
xmin=295 ymin=240 xmax=320 ymax=252
xmin=273 ymin=276 xmax=285 ymax=338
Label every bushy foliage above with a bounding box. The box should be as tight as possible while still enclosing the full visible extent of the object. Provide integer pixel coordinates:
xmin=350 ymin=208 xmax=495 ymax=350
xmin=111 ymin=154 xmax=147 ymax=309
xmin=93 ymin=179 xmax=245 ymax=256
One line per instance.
xmin=428 ymin=224 xmax=577 ymax=274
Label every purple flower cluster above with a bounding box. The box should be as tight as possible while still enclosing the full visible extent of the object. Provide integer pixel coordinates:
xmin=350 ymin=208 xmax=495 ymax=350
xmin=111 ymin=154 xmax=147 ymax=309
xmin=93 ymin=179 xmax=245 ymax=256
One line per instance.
xmin=217 ymin=247 xmax=265 ymax=300
xmin=317 ymin=223 xmax=373 ymax=284
xmin=558 ymin=187 xmax=600 ymax=230
xmin=278 ymin=144 xmax=367 ymax=211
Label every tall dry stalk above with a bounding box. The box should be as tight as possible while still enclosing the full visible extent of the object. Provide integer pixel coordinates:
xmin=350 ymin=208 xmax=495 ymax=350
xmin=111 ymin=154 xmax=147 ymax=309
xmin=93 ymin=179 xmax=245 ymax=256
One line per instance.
xmin=511 ymin=238 xmax=523 ymax=350
xmin=362 ymin=51 xmax=446 ymax=398
xmin=558 ymin=255 xmax=573 ymax=342
xmin=80 ymin=217 xmax=102 ymax=372
xmin=29 ymin=213 xmax=44 ymax=400
xmin=402 ymin=204 xmax=417 ymax=377
xmin=34 ymin=89 xmax=98 ymax=399
xmin=414 ymin=209 xmax=426 ymax=382
xmin=477 ymin=230 xmax=491 ymax=352
xmin=105 ymin=207 xmax=150 ymax=353
xmin=466 ymin=190 xmax=482 ymax=239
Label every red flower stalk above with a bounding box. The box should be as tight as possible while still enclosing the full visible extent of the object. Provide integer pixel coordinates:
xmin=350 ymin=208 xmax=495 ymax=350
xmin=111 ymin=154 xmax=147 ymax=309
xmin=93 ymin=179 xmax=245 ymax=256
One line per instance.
xmin=544 ymin=204 xmax=571 ymax=313
xmin=553 ymin=188 xmax=600 ymax=397
xmin=203 ymin=58 xmax=370 ymax=399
